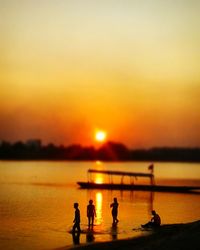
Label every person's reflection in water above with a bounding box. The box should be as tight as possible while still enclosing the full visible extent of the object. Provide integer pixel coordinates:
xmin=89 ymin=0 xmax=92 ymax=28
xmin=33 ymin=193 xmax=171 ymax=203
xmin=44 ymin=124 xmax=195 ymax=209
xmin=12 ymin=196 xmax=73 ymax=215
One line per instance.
xmin=72 ymin=231 xmax=80 ymax=245
xmin=110 ymin=223 xmax=118 ymax=240
xmin=86 ymin=230 xmax=95 ymax=243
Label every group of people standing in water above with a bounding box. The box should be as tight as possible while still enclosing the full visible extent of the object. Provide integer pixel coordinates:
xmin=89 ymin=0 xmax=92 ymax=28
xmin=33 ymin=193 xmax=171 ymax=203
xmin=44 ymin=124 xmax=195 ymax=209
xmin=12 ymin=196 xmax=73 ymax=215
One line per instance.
xmin=73 ymin=197 xmax=119 ymax=232
xmin=72 ymin=197 xmax=160 ymax=233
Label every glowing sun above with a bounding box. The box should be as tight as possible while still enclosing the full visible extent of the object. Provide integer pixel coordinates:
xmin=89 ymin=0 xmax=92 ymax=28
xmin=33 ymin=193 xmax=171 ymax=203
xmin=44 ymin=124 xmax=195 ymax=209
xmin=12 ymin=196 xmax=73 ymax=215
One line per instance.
xmin=95 ymin=130 xmax=107 ymax=142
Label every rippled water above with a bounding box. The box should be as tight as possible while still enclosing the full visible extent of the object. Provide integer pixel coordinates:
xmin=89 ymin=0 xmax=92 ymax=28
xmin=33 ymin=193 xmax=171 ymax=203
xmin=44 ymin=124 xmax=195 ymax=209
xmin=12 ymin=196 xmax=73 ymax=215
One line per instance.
xmin=0 ymin=161 xmax=200 ymax=250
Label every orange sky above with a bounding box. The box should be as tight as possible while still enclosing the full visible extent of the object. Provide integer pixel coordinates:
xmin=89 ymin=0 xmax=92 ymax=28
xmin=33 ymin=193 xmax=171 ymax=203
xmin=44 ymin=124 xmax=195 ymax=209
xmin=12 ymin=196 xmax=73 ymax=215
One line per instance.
xmin=1 ymin=0 xmax=200 ymax=148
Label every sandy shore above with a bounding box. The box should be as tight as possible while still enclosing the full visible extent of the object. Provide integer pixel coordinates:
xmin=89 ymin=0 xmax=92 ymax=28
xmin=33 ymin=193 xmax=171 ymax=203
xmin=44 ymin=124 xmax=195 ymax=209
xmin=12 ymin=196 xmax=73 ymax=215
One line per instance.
xmin=54 ymin=220 xmax=200 ymax=250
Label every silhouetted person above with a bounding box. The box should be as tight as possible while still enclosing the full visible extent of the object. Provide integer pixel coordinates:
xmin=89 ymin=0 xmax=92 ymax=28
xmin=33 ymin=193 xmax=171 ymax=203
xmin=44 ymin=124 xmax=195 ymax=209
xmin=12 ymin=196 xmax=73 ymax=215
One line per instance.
xmin=142 ymin=210 xmax=161 ymax=228
xmin=110 ymin=197 xmax=119 ymax=225
xmin=87 ymin=199 xmax=96 ymax=228
xmin=73 ymin=203 xmax=81 ymax=232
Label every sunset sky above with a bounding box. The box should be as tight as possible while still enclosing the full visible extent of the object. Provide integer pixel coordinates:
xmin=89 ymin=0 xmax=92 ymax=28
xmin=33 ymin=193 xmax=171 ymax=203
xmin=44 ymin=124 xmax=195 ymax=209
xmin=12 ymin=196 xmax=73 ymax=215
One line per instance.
xmin=1 ymin=0 xmax=200 ymax=148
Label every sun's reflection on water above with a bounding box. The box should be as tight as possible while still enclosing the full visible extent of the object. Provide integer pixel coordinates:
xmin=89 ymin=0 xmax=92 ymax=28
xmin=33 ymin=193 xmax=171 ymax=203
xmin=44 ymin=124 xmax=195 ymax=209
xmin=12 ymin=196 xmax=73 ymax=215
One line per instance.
xmin=95 ymin=192 xmax=103 ymax=225
xmin=94 ymin=174 xmax=103 ymax=184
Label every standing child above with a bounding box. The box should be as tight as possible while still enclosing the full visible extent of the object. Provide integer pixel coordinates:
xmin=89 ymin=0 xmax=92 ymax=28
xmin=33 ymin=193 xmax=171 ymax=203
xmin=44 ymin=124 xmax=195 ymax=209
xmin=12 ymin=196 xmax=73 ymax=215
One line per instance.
xmin=110 ymin=197 xmax=119 ymax=225
xmin=87 ymin=200 xmax=96 ymax=228
xmin=73 ymin=203 xmax=81 ymax=232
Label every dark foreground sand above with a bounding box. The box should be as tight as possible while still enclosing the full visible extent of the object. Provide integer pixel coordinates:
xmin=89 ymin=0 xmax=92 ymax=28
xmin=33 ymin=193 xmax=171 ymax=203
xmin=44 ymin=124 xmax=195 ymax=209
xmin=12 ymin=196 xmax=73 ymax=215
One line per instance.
xmin=55 ymin=220 xmax=200 ymax=250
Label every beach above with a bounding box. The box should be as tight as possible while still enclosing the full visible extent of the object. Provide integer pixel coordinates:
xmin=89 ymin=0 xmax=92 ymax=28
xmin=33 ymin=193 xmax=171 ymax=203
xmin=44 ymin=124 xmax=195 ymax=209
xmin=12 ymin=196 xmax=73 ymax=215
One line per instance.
xmin=55 ymin=220 xmax=200 ymax=250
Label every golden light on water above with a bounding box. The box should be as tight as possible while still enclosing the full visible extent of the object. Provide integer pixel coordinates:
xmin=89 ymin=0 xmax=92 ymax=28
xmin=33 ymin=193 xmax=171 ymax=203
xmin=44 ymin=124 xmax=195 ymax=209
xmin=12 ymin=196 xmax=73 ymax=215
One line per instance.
xmin=95 ymin=192 xmax=103 ymax=225
xmin=95 ymin=160 xmax=102 ymax=165
xmin=94 ymin=174 xmax=104 ymax=184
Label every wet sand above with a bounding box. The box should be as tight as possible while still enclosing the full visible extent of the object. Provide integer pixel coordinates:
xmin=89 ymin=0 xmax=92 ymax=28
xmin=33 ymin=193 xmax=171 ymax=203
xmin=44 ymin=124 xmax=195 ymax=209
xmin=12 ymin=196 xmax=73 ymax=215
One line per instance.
xmin=54 ymin=220 xmax=200 ymax=250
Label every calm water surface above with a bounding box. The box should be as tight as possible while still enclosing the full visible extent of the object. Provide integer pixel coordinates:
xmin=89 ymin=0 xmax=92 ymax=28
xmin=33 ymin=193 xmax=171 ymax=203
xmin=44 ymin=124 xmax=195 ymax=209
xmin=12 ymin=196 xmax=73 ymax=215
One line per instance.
xmin=0 ymin=161 xmax=200 ymax=250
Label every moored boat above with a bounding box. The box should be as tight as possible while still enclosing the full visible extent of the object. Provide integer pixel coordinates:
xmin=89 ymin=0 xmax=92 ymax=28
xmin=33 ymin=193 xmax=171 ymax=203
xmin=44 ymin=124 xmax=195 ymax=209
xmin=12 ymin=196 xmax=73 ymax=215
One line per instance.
xmin=77 ymin=167 xmax=200 ymax=194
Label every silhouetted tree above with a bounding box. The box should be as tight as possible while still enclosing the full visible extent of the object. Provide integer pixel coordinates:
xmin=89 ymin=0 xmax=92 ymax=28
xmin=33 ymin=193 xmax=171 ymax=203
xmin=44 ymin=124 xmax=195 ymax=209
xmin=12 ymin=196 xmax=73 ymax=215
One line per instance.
xmin=97 ymin=141 xmax=130 ymax=161
xmin=0 ymin=140 xmax=200 ymax=161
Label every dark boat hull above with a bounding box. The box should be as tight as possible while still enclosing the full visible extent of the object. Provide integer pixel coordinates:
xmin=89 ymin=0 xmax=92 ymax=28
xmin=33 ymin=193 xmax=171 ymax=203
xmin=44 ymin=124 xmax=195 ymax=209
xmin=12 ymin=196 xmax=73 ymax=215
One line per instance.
xmin=77 ymin=182 xmax=200 ymax=194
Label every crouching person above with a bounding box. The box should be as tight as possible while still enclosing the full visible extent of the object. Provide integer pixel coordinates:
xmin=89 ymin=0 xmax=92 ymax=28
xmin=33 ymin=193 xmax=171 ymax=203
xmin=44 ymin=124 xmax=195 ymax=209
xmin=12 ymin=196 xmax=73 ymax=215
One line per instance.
xmin=142 ymin=210 xmax=161 ymax=229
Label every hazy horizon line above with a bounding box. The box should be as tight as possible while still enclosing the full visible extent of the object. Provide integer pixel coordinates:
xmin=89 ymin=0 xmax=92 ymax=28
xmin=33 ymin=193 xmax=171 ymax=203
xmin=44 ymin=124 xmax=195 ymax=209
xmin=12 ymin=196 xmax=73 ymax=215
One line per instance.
xmin=1 ymin=139 xmax=200 ymax=150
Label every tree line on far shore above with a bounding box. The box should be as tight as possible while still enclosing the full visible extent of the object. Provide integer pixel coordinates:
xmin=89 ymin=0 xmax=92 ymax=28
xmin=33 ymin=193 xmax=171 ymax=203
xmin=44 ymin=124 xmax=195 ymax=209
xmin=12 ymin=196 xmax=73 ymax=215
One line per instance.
xmin=0 ymin=140 xmax=200 ymax=162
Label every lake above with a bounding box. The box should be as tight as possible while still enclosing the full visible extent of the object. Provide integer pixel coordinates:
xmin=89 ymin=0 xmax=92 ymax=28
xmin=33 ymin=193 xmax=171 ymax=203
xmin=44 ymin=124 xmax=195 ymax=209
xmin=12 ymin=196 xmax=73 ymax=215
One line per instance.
xmin=0 ymin=161 xmax=200 ymax=250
